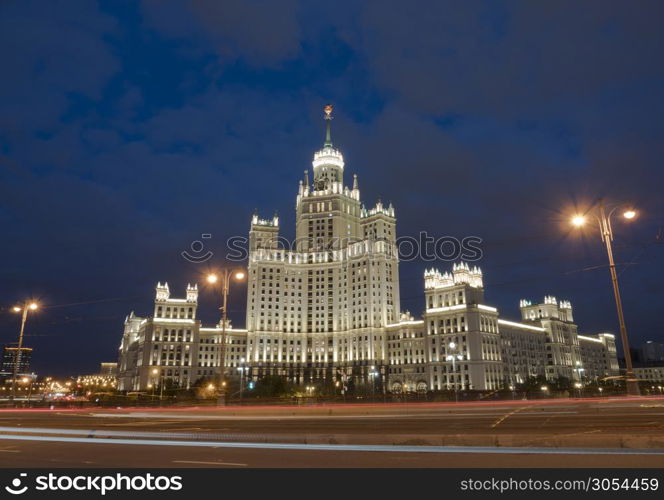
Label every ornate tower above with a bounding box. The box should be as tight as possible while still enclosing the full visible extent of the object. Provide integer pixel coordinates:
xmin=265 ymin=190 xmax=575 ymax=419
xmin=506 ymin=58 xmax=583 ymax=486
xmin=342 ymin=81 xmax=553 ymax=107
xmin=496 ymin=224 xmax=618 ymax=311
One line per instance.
xmin=245 ymin=104 xmax=401 ymax=385
xmin=312 ymin=104 xmax=344 ymax=190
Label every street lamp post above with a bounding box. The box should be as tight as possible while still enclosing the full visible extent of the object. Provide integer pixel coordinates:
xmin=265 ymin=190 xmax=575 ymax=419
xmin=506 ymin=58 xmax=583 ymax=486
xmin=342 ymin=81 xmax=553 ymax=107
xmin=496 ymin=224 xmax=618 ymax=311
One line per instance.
xmin=446 ymin=341 xmax=464 ymax=403
xmin=575 ymin=361 xmax=585 ymax=386
xmin=338 ymin=370 xmax=347 ymax=402
xmin=571 ymin=200 xmax=640 ymax=396
xmin=369 ymin=365 xmax=378 ymax=397
xmin=238 ymin=357 xmax=248 ymax=402
xmin=150 ymin=368 xmax=162 ymax=403
xmin=207 ymin=269 xmax=245 ymax=405
xmin=41 ymin=377 xmax=52 ymax=402
xmin=24 ymin=377 xmax=34 ymax=403
xmin=10 ymin=301 xmax=38 ymax=403
xmin=574 ymin=382 xmax=583 ymax=398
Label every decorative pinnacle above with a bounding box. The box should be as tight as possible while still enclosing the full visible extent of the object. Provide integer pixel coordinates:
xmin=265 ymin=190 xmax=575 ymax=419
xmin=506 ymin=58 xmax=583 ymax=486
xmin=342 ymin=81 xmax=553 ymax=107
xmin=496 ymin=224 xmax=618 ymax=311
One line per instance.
xmin=324 ymin=103 xmax=333 ymax=147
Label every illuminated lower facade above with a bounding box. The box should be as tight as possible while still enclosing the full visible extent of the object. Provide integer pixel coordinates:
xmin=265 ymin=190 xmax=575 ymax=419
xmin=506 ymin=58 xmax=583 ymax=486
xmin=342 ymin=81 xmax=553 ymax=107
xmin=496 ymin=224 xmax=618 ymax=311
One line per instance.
xmin=117 ymin=263 xmax=619 ymax=393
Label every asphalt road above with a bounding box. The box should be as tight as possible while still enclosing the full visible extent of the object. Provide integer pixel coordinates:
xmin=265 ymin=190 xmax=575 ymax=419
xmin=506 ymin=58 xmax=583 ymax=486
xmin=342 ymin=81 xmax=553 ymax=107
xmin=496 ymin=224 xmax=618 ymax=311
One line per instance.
xmin=0 ymin=397 xmax=663 ymax=468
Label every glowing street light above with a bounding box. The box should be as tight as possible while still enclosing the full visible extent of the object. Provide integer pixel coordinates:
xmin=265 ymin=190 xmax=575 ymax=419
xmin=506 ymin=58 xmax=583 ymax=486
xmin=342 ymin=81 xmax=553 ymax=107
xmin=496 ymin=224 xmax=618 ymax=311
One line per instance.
xmin=150 ymin=368 xmax=162 ymax=401
xmin=205 ymin=268 xmax=246 ymax=405
xmin=10 ymin=301 xmax=39 ymax=402
xmin=571 ymin=215 xmax=586 ymax=227
xmin=569 ymin=200 xmax=640 ymax=396
xmin=574 ymin=382 xmax=583 ymax=398
xmin=238 ymin=357 xmax=248 ymax=402
xmin=369 ymin=365 xmax=379 ymax=396
xmin=446 ymin=341 xmax=464 ymax=402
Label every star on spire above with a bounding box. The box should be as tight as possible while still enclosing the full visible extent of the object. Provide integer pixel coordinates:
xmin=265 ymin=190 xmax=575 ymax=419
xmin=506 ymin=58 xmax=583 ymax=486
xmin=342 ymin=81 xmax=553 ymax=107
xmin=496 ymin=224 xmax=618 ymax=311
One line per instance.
xmin=324 ymin=104 xmax=333 ymax=147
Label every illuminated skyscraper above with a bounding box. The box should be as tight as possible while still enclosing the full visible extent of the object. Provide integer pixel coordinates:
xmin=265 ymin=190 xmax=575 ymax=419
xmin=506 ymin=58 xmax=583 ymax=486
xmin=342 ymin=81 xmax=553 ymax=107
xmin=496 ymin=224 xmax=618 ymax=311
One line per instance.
xmin=245 ymin=105 xmax=400 ymax=385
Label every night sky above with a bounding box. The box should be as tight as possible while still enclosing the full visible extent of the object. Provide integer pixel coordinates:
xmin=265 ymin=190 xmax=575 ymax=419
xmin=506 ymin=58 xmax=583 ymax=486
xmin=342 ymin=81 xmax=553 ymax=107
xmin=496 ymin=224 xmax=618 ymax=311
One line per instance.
xmin=1 ymin=1 xmax=663 ymax=376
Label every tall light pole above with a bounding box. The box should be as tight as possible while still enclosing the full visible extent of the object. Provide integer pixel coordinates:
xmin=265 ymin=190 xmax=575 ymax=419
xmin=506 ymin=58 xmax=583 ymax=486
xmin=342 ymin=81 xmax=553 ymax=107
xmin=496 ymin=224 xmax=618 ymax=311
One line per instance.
xmin=575 ymin=361 xmax=585 ymax=386
xmin=446 ymin=341 xmax=463 ymax=403
xmin=150 ymin=368 xmax=162 ymax=402
xmin=369 ymin=365 xmax=378 ymax=397
xmin=10 ymin=301 xmax=38 ymax=402
xmin=571 ymin=200 xmax=640 ymax=396
xmin=238 ymin=357 xmax=248 ymax=402
xmin=23 ymin=377 xmax=34 ymax=403
xmin=207 ymin=269 xmax=245 ymax=405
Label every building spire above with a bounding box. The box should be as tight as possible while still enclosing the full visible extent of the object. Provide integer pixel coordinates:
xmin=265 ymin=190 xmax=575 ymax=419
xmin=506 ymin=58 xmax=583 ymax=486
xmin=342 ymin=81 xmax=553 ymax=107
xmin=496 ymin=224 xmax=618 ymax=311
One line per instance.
xmin=324 ymin=104 xmax=333 ymax=147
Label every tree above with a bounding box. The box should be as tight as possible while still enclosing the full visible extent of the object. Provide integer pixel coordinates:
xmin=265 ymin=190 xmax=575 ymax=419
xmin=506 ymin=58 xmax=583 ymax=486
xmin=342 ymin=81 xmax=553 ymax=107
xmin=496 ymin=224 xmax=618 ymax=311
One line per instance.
xmin=550 ymin=376 xmax=572 ymax=392
xmin=521 ymin=375 xmax=548 ymax=397
xmin=252 ymin=375 xmax=294 ymax=398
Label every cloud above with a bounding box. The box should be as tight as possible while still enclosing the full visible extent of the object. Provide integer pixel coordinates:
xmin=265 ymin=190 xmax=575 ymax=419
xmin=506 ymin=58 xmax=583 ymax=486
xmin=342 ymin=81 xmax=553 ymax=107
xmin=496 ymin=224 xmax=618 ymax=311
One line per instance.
xmin=0 ymin=0 xmax=119 ymax=133
xmin=359 ymin=1 xmax=664 ymax=118
xmin=141 ymin=0 xmax=302 ymax=66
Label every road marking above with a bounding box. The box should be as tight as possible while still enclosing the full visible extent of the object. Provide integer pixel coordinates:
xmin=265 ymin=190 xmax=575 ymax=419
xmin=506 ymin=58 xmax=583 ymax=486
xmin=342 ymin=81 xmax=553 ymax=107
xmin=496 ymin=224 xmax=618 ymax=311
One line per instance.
xmin=104 ymin=420 xmax=186 ymax=427
xmin=0 ymin=433 xmax=662 ymax=455
xmin=513 ymin=411 xmax=577 ymax=415
xmin=173 ymin=460 xmax=247 ymax=466
xmin=491 ymin=406 xmax=528 ymax=428
xmin=87 ymin=411 xmax=575 ymax=421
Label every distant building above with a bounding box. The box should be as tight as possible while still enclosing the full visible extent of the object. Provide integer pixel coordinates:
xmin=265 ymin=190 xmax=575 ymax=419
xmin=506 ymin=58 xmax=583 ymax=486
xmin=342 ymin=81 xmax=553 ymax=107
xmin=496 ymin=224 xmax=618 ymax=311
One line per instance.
xmin=0 ymin=346 xmax=33 ymax=380
xmin=640 ymin=341 xmax=664 ymax=365
xmin=99 ymin=362 xmax=118 ymax=376
xmin=634 ymin=366 xmax=664 ymax=384
xmin=77 ymin=362 xmax=118 ymax=391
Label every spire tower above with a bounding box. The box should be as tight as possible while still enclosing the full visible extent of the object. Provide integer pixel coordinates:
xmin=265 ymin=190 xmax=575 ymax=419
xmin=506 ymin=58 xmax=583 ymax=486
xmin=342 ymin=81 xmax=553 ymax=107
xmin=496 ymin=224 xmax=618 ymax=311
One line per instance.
xmin=324 ymin=103 xmax=333 ymax=147
xmin=312 ymin=104 xmax=344 ymax=190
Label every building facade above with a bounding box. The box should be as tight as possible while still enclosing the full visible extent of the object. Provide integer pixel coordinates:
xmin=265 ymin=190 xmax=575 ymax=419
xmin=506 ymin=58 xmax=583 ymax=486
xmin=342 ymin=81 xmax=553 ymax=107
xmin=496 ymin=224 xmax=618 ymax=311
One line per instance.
xmin=640 ymin=341 xmax=664 ymax=365
xmin=117 ymin=283 xmax=248 ymax=392
xmin=384 ymin=264 xmax=619 ymax=393
xmin=0 ymin=346 xmax=33 ymax=382
xmin=117 ymin=107 xmax=620 ymax=393
xmin=634 ymin=366 xmax=664 ymax=384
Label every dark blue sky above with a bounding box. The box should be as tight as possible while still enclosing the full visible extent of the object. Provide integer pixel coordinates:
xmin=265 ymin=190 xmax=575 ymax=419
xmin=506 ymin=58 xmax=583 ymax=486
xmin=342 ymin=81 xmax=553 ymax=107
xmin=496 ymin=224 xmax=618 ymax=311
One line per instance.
xmin=1 ymin=1 xmax=662 ymax=376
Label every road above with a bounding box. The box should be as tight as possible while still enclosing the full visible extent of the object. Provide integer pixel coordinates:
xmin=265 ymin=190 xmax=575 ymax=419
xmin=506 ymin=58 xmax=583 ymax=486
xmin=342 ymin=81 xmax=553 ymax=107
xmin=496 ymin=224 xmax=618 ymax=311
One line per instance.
xmin=0 ymin=397 xmax=663 ymax=467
